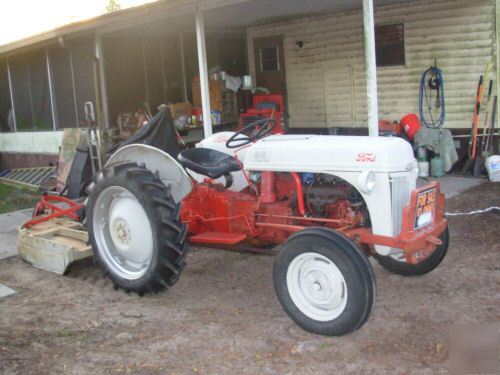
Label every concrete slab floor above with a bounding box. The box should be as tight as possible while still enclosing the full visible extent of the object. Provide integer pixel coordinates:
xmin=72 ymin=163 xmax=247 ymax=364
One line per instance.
xmin=418 ymin=175 xmax=486 ymax=198
xmin=0 ymin=209 xmax=31 ymax=260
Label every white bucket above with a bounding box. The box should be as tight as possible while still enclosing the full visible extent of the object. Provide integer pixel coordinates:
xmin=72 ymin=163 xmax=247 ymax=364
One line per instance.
xmin=418 ymin=161 xmax=430 ymax=177
xmin=485 ymin=155 xmax=500 ymax=182
xmin=242 ymin=75 xmax=253 ymax=89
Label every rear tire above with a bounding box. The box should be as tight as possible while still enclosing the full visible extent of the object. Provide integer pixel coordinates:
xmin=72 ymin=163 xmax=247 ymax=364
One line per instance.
xmin=374 ymin=226 xmax=449 ymax=276
xmin=273 ymin=227 xmax=376 ymax=336
xmin=85 ymin=162 xmax=188 ymax=295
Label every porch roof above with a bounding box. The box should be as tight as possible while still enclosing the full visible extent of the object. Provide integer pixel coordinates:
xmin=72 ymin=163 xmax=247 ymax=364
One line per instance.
xmin=0 ymin=0 xmax=415 ymax=56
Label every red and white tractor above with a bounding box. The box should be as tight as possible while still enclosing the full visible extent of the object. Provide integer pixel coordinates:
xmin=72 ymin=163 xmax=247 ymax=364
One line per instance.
xmin=85 ymin=118 xmax=448 ymax=336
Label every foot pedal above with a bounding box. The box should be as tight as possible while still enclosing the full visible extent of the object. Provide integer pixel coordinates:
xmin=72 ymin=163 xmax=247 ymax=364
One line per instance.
xmin=189 ymin=232 xmax=246 ymax=245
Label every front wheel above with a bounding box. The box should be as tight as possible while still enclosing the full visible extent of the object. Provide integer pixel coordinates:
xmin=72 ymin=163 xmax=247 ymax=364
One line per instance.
xmin=273 ymin=228 xmax=376 ymax=336
xmin=374 ymin=226 xmax=449 ymax=276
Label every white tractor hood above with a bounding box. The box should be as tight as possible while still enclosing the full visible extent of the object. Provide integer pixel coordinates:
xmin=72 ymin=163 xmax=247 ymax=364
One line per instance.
xmin=244 ymin=135 xmax=416 ymax=173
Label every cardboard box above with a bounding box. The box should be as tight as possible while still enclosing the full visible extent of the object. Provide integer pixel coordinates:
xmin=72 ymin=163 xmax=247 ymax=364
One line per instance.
xmin=168 ymin=102 xmax=192 ymax=119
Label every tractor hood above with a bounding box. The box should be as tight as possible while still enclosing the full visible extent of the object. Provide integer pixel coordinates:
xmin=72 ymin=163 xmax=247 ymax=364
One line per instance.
xmin=244 ymin=135 xmax=416 ymax=173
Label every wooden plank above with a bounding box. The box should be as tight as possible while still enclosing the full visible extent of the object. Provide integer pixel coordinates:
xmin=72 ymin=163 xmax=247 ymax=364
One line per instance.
xmin=56 ymin=128 xmax=86 ymax=193
xmin=31 ymin=227 xmax=88 ymax=243
xmin=17 ymin=217 xmax=92 ymax=275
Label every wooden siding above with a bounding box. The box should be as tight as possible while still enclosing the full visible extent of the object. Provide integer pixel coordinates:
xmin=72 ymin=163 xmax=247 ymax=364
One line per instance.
xmin=247 ymin=0 xmax=497 ymax=129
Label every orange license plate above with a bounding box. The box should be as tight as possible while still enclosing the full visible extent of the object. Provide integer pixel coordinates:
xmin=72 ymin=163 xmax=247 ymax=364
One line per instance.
xmin=415 ymin=188 xmax=436 ymax=229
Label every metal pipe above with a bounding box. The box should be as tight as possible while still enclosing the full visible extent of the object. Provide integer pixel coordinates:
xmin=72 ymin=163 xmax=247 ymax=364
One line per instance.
xmin=497 ymin=0 xmax=500 ymax=129
xmin=26 ymin=60 xmax=35 ymax=129
xmin=195 ymin=4 xmax=213 ymax=137
xmin=141 ymin=38 xmax=150 ymax=105
xmin=289 ymin=172 xmax=306 ymax=216
xmin=68 ymin=48 xmax=79 ymax=127
xmin=363 ymin=0 xmax=379 ymax=137
xmin=255 ymin=222 xmax=304 ymax=233
xmin=160 ymin=38 xmax=168 ymax=103
xmin=255 ymin=213 xmax=343 ymax=225
xmin=95 ymin=33 xmax=110 ymax=129
xmin=179 ymin=31 xmax=188 ymax=102
xmin=45 ymin=48 xmax=58 ymax=131
xmin=6 ymin=58 xmax=17 ymax=132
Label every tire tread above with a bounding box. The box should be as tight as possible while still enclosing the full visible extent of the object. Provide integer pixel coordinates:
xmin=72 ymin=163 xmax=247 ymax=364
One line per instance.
xmin=85 ymin=162 xmax=189 ymax=295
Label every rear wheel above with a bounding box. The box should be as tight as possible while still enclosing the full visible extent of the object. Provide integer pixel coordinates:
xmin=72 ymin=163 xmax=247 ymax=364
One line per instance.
xmin=374 ymin=226 xmax=449 ymax=276
xmin=273 ymin=228 xmax=376 ymax=336
xmin=85 ymin=162 xmax=188 ymax=295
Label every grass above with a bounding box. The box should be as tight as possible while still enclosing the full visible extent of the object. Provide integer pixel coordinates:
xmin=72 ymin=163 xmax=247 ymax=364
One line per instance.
xmin=0 ymin=182 xmax=40 ymax=214
xmin=56 ymin=328 xmax=90 ymax=341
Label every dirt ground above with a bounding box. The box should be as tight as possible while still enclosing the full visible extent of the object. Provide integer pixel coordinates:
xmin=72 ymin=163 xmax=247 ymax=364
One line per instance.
xmin=0 ymin=182 xmax=498 ymax=374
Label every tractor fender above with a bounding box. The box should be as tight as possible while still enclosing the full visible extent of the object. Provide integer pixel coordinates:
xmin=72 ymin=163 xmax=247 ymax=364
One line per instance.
xmin=105 ymin=144 xmax=192 ymax=203
xmin=321 ymin=171 xmax=395 ymax=256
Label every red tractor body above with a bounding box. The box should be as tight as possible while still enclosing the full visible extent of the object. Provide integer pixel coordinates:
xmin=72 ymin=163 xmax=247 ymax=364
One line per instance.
xmin=181 ymin=171 xmax=446 ymax=265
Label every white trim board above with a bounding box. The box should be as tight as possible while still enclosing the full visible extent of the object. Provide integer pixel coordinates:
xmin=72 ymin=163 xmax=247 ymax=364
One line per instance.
xmin=0 ymin=131 xmax=63 ymax=154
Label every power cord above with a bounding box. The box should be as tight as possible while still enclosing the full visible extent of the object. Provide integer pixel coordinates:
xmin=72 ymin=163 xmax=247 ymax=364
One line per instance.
xmin=446 ymin=206 xmax=499 ymax=216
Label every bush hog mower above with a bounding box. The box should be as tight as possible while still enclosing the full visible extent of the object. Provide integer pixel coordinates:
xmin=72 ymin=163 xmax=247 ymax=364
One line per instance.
xmin=84 ymin=112 xmax=448 ymax=336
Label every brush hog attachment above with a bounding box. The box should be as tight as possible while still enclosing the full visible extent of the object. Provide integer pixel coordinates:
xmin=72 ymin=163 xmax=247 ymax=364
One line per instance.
xmin=18 ymin=218 xmax=92 ymax=275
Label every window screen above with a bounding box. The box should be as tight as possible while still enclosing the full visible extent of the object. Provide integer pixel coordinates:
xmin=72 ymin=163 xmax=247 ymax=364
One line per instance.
xmin=49 ymin=46 xmax=77 ymax=129
xmin=9 ymin=50 xmax=53 ymax=131
xmin=260 ymin=47 xmax=279 ymax=72
xmin=29 ymin=49 xmax=53 ymax=130
xmin=0 ymin=59 xmax=13 ymax=132
xmin=104 ymin=37 xmax=147 ymax=122
xmin=162 ymin=36 xmax=182 ymax=103
xmin=9 ymin=53 xmax=33 ymax=131
xmin=71 ymin=37 xmax=96 ymax=127
xmin=144 ymin=38 xmax=165 ymax=112
xmin=375 ymin=23 xmax=405 ymax=67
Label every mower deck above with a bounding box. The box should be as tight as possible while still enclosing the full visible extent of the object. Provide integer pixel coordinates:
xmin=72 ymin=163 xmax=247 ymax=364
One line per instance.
xmin=18 ymin=218 xmax=92 ymax=275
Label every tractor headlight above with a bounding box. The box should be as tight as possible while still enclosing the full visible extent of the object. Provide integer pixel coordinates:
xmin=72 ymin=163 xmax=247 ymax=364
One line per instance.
xmin=358 ymin=171 xmax=376 ymax=194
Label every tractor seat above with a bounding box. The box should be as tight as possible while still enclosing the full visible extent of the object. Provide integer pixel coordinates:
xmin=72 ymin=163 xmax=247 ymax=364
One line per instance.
xmin=178 ymin=148 xmax=241 ymax=179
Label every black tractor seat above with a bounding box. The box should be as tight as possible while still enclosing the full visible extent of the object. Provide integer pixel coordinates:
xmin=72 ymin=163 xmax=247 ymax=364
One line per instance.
xmin=178 ymin=148 xmax=241 ymax=179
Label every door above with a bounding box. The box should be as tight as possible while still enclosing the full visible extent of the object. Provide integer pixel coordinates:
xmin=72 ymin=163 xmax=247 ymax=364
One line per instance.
xmin=253 ymin=36 xmax=286 ymax=94
xmin=253 ymin=36 xmax=288 ymax=124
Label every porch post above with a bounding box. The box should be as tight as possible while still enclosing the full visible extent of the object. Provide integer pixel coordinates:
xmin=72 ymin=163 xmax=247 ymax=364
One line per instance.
xmin=195 ymin=4 xmax=213 ymax=137
xmin=46 ymin=48 xmax=58 ymax=131
xmin=6 ymin=59 xmax=17 ymax=132
xmin=362 ymin=0 xmax=379 ymax=137
xmin=95 ymin=33 xmax=110 ymax=129
xmin=496 ymin=0 xmax=499 ymax=129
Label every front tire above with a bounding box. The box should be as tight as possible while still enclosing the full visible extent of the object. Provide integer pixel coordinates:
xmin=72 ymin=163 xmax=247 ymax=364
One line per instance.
xmin=374 ymin=226 xmax=449 ymax=276
xmin=85 ymin=162 xmax=189 ymax=295
xmin=273 ymin=228 xmax=376 ymax=336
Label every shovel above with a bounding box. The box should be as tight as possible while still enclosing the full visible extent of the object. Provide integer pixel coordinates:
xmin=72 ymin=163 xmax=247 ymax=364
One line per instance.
xmin=462 ymin=75 xmax=484 ymax=174
xmin=473 ymin=79 xmax=493 ymax=176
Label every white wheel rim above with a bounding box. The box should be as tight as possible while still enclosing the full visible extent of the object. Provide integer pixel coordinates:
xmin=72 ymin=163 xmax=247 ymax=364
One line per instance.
xmin=286 ymin=252 xmax=348 ymax=321
xmin=388 ymin=251 xmax=407 ymax=262
xmin=93 ymin=186 xmax=154 ymax=280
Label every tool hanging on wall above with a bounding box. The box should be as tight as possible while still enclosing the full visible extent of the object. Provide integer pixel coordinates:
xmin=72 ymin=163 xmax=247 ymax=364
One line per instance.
xmin=471 ymin=63 xmax=492 ymax=159
xmin=473 ymin=79 xmax=494 ymax=176
xmin=462 ymin=62 xmax=492 ymax=174
xmin=419 ymin=60 xmax=445 ymax=129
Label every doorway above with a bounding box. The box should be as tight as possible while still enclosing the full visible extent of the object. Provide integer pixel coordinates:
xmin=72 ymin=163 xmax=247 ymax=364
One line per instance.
xmin=253 ymin=36 xmax=288 ymax=124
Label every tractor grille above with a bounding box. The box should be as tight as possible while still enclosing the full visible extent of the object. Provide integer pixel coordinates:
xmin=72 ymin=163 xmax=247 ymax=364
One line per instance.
xmin=390 ymin=174 xmax=411 ymax=236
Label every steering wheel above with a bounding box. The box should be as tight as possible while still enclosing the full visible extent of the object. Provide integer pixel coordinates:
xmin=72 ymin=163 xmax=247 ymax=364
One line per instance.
xmin=226 ymin=118 xmax=277 ymax=149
